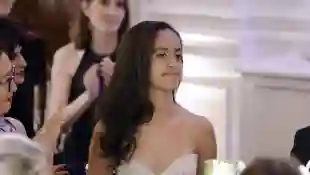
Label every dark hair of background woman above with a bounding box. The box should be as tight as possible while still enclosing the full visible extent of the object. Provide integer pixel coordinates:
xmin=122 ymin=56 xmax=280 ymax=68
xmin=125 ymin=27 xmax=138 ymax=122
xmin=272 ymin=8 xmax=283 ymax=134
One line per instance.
xmin=95 ymin=21 xmax=182 ymax=168
xmin=241 ymin=158 xmax=301 ymax=175
xmin=0 ymin=18 xmax=21 ymax=59
xmin=70 ymin=0 xmax=130 ymax=51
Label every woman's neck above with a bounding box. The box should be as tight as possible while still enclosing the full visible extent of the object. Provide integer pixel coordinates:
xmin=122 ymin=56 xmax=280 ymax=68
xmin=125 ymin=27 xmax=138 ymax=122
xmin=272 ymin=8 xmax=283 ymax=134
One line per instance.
xmin=91 ymin=29 xmax=118 ymax=55
xmin=149 ymin=88 xmax=175 ymax=114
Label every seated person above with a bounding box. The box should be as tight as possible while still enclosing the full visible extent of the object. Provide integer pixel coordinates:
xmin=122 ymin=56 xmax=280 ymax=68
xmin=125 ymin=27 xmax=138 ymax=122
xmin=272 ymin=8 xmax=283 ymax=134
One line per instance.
xmin=0 ymin=32 xmax=68 ymax=175
xmin=0 ymin=16 xmax=46 ymax=138
xmin=0 ymin=44 xmax=24 ymax=134
xmin=291 ymin=126 xmax=310 ymax=166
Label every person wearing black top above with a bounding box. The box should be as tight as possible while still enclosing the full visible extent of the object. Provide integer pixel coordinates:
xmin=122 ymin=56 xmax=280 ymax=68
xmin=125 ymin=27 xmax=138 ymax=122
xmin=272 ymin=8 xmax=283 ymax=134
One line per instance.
xmin=291 ymin=126 xmax=310 ymax=166
xmin=48 ymin=0 xmax=130 ymax=174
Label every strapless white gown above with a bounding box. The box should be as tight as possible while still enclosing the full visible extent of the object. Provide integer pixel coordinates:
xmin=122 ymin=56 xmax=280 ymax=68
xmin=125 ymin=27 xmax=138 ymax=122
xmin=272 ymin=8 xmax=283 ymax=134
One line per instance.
xmin=117 ymin=154 xmax=198 ymax=175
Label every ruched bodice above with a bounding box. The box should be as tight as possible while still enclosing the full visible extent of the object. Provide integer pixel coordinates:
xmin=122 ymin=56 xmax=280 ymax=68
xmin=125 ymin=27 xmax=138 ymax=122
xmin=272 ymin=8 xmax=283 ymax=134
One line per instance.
xmin=117 ymin=154 xmax=198 ymax=175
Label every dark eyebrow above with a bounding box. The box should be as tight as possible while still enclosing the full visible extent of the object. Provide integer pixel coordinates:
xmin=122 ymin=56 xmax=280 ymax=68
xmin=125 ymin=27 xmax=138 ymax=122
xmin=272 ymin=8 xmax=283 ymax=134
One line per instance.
xmin=154 ymin=47 xmax=182 ymax=52
xmin=154 ymin=47 xmax=168 ymax=51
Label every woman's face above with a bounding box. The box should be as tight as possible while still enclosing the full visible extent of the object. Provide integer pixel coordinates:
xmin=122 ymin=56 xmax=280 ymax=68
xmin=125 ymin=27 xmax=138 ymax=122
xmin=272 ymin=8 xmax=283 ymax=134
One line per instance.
xmin=11 ymin=46 xmax=27 ymax=85
xmin=83 ymin=0 xmax=126 ymax=33
xmin=0 ymin=0 xmax=15 ymax=15
xmin=0 ymin=52 xmax=16 ymax=115
xmin=150 ymin=29 xmax=183 ymax=91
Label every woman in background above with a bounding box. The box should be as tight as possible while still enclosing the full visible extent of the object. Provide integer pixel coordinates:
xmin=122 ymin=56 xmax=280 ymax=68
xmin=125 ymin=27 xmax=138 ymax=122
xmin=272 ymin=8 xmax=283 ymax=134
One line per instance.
xmin=48 ymin=0 xmax=129 ymax=174
xmin=88 ymin=21 xmax=217 ymax=175
xmin=0 ymin=134 xmax=50 ymax=175
xmin=1 ymin=0 xmax=68 ymax=137
xmin=0 ymin=24 xmax=69 ymax=174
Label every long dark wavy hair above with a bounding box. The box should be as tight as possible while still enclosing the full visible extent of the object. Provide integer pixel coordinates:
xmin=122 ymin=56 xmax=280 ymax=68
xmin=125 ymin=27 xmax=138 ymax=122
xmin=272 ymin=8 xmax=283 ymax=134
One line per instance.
xmin=95 ymin=21 xmax=182 ymax=167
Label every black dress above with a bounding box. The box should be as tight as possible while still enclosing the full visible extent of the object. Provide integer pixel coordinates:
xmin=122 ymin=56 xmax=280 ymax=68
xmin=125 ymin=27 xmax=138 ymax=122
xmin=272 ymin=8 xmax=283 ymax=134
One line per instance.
xmin=55 ymin=48 xmax=105 ymax=175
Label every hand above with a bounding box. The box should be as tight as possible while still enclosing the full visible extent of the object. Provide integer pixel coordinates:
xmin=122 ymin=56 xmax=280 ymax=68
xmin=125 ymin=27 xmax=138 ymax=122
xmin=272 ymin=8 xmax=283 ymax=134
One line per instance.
xmin=84 ymin=64 xmax=100 ymax=100
xmin=99 ymin=57 xmax=115 ymax=77
xmin=53 ymin=164 xmax=69 ymax=175
xmin=84 ymin=57 xmax=115 ymax=99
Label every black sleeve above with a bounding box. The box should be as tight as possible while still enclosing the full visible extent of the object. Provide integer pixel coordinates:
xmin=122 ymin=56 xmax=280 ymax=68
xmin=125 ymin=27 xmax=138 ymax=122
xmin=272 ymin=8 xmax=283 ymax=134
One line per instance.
xmin=291 ymin=126 xmax=310 ymax=165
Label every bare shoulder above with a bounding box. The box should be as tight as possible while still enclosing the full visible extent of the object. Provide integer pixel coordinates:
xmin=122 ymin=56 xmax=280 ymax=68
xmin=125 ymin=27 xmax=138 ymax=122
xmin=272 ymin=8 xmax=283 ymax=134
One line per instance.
xmin=53 ymin=43 xmax=75 ymax=64
xmin=52 ymin=43 xmax=81 ymax=76
xmin=180 ymin=107 xmax=214 ymax=134
xmin=179 ymin=107 xmax=217 ymax=160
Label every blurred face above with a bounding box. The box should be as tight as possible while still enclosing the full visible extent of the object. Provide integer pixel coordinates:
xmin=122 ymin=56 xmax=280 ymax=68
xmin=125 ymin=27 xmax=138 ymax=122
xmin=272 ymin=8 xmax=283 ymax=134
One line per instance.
xmin=150 ymin=29 xmax=183 ymax=91
xmin=11 ymin=46 xmax=26 ymax=84
xmin=0 ymin=0 xmax=15 ymax=15
xmin=0 ymin=52 xmax=16 ymax=115
xmin=83 ymin=0 xmax=126 ymax=33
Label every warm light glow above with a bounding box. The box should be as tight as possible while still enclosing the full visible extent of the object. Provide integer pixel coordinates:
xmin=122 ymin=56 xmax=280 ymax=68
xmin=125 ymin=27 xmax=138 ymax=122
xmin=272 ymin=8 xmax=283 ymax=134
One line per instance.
xmin=182 ymin=54 xmax=240 ymax=78
xmin=180 ymin=32 xmax=235 ymax=46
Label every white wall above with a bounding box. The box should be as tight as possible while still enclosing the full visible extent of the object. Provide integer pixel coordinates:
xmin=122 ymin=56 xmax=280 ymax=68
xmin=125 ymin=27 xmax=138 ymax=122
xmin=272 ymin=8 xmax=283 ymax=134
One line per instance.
xmin=240 ymin=74 xmax=310 ymax=163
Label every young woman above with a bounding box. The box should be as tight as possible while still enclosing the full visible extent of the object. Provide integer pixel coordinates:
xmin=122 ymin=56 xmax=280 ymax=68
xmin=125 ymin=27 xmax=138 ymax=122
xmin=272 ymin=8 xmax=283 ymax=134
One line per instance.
xmin=48 ymin=0 xmax=129 ymax=174
xmin=88 ymin=21 xmax=217 ymax=175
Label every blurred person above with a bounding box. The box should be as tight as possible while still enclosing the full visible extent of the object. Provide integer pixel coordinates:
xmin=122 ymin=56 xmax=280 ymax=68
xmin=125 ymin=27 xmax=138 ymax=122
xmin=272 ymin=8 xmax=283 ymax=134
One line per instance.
xmin=0 ymin=0 xmax=15 ymax=16
xmin=0 ymin=133 xmax=51 ymax=175
xmin=87 ymin=21 xmax=217 ymax=175
xmin=291 ymin=126 xmax=310 ymax=166
xmin=241 ymin=158 xmax=301 ymax=175
xmin=0 ymin=0 xmax=47 ymax=138
xmin=0 ymin=27 xmax=70 ymax=175
xmin=48 ymin=0 xmax=129 ymax=174
xmin=0 ymin=41 xmax=23 ymax=134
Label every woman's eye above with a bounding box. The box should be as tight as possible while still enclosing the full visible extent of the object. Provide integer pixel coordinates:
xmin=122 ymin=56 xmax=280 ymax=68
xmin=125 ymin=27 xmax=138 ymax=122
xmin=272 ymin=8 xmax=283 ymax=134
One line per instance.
xmin=156 ymin=53 xmax=167 ymax=58
xmin=176 ymin=54 xmax=183 ymax=61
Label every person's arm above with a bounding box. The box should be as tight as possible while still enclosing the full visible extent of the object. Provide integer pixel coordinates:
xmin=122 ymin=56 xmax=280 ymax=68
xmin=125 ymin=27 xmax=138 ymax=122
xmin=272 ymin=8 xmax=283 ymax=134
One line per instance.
xmin=46 ymin=46 xmax=72 ymax=119
xmin=195 ymin=116 xmax=217 ymax=175
xmin=88 ymin=122 xmax=114 ymax=175
xmin=46 ymin=45 xmax=93 ymax=128
xmin=33 ymin=111 xmax=63 ymax=164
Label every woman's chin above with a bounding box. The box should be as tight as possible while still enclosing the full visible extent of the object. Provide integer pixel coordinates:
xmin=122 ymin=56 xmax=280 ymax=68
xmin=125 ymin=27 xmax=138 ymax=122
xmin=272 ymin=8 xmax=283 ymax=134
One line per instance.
xmin=0 ymin=103 xmax=11 ymax=115
xmin=15 ymin=77 xmax=24 ymax=85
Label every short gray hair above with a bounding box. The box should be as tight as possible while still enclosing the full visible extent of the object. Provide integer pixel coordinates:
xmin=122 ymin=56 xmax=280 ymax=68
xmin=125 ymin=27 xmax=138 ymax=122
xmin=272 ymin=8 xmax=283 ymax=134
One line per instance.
xmin=0 ymin=134 xmax=51 ymax=175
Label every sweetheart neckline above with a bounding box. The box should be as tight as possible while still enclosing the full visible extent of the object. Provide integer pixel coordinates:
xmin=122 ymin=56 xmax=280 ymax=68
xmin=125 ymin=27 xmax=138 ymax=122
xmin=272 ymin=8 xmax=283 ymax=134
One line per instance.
xmin=120 ymin=153 xmax=198 ymax=175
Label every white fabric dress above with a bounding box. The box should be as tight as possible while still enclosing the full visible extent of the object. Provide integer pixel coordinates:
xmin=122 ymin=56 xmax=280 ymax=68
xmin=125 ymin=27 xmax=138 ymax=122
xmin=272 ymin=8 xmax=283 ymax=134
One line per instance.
xmin=117 ymin=154 xmax=198 ymax=175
